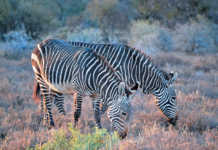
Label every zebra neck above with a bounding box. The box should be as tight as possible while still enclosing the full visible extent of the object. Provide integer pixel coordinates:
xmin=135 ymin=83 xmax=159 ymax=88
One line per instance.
xmin=96 ymin=77 xmax=119 ymax=101
xmin=75 ymin=50 xmax=121 ymax=101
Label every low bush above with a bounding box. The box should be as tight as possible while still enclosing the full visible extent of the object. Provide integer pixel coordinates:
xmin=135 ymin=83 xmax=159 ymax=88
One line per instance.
xmin=128 ymin=20 xmax=173 ymax=56
xmin=128 ymin=16 xmax=218 ymax=55
xmin=0 ymin=29 xmax=35 ymax=60
xmin=173 ymin=16 xmax=218 ymax=53
xmin=31 ymin=125 xmax=119 ymax=150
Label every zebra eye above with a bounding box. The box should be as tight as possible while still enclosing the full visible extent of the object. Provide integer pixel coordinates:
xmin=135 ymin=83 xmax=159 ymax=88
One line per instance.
xmin=122 ymin=112 xmax=127 ymax=116
xmin=172 ymin=96 xmax=176 ymax=99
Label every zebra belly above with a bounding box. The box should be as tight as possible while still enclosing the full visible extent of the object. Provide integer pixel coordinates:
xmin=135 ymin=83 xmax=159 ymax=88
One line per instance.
xmin=45 ymin=79 xmax=75 ymax=94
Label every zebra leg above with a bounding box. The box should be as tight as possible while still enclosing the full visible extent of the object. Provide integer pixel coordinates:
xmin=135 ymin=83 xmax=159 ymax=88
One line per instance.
xmin=53 ymin=92 xmax=66 ymax=115
xmin=43 ymin=92 xmax=55 ymax=127
xmin=92 ymin=97 xmax=102 ymax=128
xmin=33 ymin=76 xmax=45 ymax=123
xmin=39 ymin=93 xmax=46 ymax=124
xmin=39 ymin=82 xmax=55 ymax=127
xmin=100 ymin=101 xmax=108 ymax=114
xmin=37 ymin=81 xmax=47 ymax=125
xmin=73 ymin=93 xmax=83 ymax=128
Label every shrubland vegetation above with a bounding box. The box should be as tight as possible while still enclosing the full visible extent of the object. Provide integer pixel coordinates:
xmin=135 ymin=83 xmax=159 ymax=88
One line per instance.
xmin=30 ymin=126 xmax=119 ymax=150
xmin=0 ymin=0 xmax=217 ymax=150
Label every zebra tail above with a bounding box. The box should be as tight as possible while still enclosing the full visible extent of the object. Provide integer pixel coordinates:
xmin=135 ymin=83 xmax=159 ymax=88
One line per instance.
xmin=32 ymin=80 xmax=41 ymax=104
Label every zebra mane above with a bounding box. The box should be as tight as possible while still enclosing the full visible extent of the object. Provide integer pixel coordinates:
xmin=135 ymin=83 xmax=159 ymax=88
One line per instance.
xmin=72 ymin=42 xmax=153 ymax=65
xmin=90 ymin=50 xmax=123 ymax=84
xmin=93 ymin=51 xmax=117 ymax=74
xmin=126 ymin=45 xmax=152 ymax=62
xmin=124 ymin=45 xmax=174 ymax=87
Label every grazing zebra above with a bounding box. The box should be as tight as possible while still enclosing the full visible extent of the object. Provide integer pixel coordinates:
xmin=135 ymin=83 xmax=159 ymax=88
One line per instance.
xmin=67 ymin=42 xmax=178 ymax=125
xmin=33 ymin=41 xmax=178 ymax=125
xmin=31 ymin=39 xmax=131 ymax=138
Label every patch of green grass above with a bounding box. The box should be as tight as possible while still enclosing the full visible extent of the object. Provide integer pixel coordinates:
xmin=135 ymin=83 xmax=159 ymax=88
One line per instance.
xmin=30 ymin=124 xmax=119 ymax=150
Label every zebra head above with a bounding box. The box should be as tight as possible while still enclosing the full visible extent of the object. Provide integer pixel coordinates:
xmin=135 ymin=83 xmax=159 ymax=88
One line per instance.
xmin=107 ymin=95 xmax=131 ymax=139
xmin=153 ymin=71 xmax=178 ymax=126
xmin=166 ymin=85 xmax=178 ymax=126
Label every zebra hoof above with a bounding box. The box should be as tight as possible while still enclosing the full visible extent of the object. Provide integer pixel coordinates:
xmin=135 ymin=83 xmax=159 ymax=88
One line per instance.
xmin=62 ymin=111 xmax=66 ymax=115
xmin=119 ymin=132 xmax=127 ymax=139
xmin=168 ymin=115 xmax=178 ymax=126
xmin=73 ymin=122 xmax=78 ymax=128
xmin=97 ymin=125 xmax=102 ymax=129
xmin=48 ymin=121 xmax=55 ymax=129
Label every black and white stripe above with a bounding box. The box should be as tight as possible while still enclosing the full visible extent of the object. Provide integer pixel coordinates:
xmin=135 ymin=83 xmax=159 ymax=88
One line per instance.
xmin=69 ymin=42 xmax=178 ymax=125
xmin=31 ymin=39 xmax=131 ymax=138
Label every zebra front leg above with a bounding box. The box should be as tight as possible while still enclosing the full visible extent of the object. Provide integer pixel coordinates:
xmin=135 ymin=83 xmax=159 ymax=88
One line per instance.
xmin=73 ymin=93 xmax=83 ymax=128
xmin=92 ymin=98 xmax=102 ymax=128
xmin=100 ymin=101 xmax=108 ymax=115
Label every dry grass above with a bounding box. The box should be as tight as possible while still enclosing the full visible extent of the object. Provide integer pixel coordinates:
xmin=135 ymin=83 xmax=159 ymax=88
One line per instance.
xmin=0 ymin=50 xmax=217 ymax=150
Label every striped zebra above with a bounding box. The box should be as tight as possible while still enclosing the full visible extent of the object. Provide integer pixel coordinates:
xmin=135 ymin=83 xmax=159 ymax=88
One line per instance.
xmin=31 ymin=39 xmax=131 ymax=138
xmin=33 ymin=41 xmax=178 ymax=125
xmin=67 ymin=42 xmax=178 ymax=125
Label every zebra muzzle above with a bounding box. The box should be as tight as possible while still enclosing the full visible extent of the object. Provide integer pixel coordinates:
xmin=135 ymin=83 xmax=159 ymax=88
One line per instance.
xmin=168 ymin=115 xmax=178 ymax=126
xmin=118 ymin=126 xmax=128 ymax=139
xmin=119 ymin=130 xmax=127 ymax=139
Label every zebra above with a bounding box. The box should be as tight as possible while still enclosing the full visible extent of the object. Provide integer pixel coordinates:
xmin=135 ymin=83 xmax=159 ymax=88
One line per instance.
xmin=31 ymin=39 xmax=131 ymax=138
xmin=33 ymin=41 xmax=178 ymax=126
xmin=67 ymin=42 xmax=178 ymax=125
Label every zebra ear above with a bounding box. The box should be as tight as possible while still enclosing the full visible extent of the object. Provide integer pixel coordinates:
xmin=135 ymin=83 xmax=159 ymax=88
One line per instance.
xmin=124 ymin=88 xmax=132 ymax=97
xmin=163 ymin=71 xmax=178 ymax=86
xmin=118 ymin=81 xmax=128 ymax=97
xmin=169 ymin=71 xmax=178 ymax=84
xmin=118 ymin=81 xmax=125 ymax=92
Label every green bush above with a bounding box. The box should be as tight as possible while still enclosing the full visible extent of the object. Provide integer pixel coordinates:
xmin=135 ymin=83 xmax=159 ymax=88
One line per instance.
xmin=85 ymin=0 xmax=130 ymax=36
xmin=0 ymin=0 xmax=57 ymax=38
xmin=31 ymin=124 xmax=119 ymax=150
xmin=131 ymin=0 xmax=218 ymax=25
xmin=0 ymin=0 xmax=88 ymax=39
xmin=0 ymin=0 xmax=13 ymax=35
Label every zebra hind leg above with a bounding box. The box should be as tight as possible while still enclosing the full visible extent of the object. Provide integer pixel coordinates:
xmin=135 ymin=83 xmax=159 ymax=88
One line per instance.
xmin=44 ymin=93 xmax=55 ymax=127
xmin=73 ymin=93 xmax=83 ymax=128
xmin=39 ymin=82 xmax=55 ymax=127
